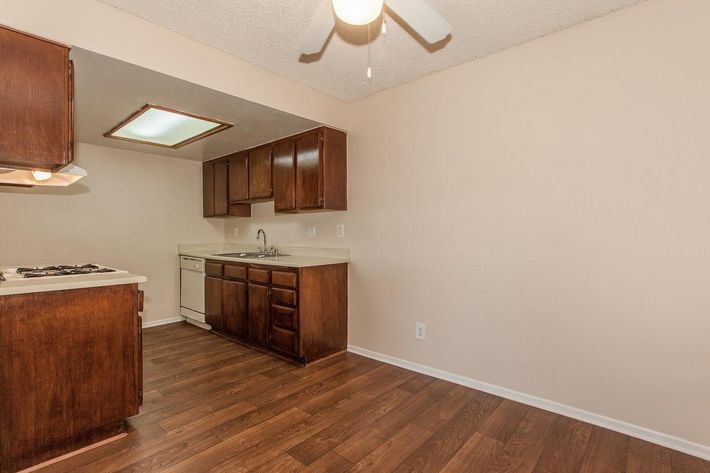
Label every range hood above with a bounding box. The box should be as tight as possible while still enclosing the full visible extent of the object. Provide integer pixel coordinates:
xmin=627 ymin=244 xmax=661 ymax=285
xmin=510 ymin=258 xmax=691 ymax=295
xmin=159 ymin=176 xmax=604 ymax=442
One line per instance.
xmin=0 ymin=164 xmax=87 ymax=187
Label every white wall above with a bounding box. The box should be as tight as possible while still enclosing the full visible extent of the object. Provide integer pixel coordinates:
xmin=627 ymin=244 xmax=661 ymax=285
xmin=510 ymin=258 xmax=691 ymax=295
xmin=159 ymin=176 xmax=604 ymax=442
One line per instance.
xmin=0 ymin=143 xmax=224 ymax=323
xmin=224 ymin=0 xmax=710 ymax=449
xmin=1 ymin=0 xmax=708 ymax=455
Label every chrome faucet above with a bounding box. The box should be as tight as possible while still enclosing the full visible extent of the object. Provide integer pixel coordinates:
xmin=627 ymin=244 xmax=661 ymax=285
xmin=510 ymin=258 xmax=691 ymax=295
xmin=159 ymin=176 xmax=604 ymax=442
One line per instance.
xmin=256 ymin=228 xmax=267 ymax=253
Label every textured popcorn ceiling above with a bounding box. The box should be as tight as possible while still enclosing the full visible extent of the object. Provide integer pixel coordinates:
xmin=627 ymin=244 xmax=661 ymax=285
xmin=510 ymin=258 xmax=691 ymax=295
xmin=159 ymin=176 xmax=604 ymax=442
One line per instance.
xmin=97 ymin=0 xmax=645 ymax=102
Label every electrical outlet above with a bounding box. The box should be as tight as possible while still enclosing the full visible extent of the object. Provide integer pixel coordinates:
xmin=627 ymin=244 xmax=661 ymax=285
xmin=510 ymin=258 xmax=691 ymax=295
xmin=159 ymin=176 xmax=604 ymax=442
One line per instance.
xmin=336 ymin=224 xmax=345 ymax=238
xmin=233 ymin=226 xmax=239 ymax=239
xmin=415 ymin=322 xmax=426 ymax=341
xmin=307 ymin=225 xmax=316 ymax=238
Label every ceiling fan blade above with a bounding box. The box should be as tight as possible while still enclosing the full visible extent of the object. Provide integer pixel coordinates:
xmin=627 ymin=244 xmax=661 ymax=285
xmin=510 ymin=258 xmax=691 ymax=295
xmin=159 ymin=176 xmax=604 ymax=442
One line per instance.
xmin=385 ymin=0 xmax=451 ymax=44
xmin=300 ymin=0 xmax=335 ymax=54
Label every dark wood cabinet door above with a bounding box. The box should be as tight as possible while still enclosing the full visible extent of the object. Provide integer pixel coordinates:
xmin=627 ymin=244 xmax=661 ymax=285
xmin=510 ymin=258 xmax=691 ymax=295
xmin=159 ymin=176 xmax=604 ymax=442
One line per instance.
xmin=214 ymin=159 xmax=229 ymax=216
xmin=202 ymin=161 xmax=215 ymax=217
xmin=248 ymin=145 xmax=273 ymax=200
xmin=248 ymin=283 xmax=270 ymax=345
xmin=223 ymin=279 xmax=248 ymax=339
xmin=205 ymin=276 xmax=224 ymax=331
xmin=0 ymin=285 xmax=139 ymax=471
xmin=273 ymin=139 xmax=296 ymax=212
xmin=228 ymin=152 xmax=249 ymax=202
xmin=0 ymin=26 xmax=73 ymax=171
xmin=296 ymin=132 xmax=323 ymax=209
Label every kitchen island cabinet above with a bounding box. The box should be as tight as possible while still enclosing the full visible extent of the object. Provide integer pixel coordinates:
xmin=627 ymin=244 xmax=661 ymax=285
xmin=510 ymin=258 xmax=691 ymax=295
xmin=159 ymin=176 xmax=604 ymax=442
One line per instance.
xmin=0 ymin=283 xmax=144 ymax=472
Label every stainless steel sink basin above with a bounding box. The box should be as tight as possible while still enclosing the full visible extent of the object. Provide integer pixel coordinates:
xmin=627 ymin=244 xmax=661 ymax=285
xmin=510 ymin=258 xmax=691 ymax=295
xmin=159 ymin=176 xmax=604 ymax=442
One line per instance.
xmin=216 ymin=252 xmax=289 ymax=259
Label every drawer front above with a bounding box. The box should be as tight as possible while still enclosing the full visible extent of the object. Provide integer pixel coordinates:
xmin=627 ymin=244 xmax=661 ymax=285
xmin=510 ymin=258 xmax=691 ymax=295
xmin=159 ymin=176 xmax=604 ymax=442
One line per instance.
xmin=270 ymin=326 xmax=298 ymax=356
xmin=224 ymin=264 xmax=247 ymax=280
xmin=271 ymin=304 xmax=298 ymax=331
xmin=271 ymin=270 xmax=297 ymax=288
xmin=205 ymin=262 xmax=223 ymax=277
xmin=271 ymin=288 xmax=296 ymax=307
xmin=248 ymin=267 xmax=270 ymax=284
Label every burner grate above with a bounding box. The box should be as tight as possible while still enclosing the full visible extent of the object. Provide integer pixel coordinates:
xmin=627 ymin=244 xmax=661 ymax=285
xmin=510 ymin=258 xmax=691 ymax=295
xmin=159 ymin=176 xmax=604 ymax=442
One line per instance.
xmin=16 ymin=265 xmax=116 ymax=279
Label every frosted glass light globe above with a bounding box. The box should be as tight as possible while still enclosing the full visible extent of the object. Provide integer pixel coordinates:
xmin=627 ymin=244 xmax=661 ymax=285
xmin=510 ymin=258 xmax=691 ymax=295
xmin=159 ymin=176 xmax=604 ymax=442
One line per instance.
xmin=332 ymin=0 xmax=385 ymax=26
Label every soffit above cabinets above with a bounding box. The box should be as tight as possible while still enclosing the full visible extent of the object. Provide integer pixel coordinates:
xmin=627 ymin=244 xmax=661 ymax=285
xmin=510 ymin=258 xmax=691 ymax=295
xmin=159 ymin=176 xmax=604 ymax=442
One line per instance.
xmin=72 ymin=48 xmax=320 ymax=161
xmin=97 ymin=0 xmax=645 ymax=102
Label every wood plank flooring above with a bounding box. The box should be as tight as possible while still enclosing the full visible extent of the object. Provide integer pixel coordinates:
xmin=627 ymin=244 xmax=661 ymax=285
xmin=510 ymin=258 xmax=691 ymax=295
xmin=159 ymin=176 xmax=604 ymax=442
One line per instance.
xmin=38 ymin=322 xmax=709 ymax=473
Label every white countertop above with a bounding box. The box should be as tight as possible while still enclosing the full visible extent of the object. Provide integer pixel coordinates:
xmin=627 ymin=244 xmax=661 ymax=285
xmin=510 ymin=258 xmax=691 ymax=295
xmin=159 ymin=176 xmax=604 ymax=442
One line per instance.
xmin=0 ymin=272 xmax=147 ymax=296
xmin=178 ymin=243 xmax=350 ymax=268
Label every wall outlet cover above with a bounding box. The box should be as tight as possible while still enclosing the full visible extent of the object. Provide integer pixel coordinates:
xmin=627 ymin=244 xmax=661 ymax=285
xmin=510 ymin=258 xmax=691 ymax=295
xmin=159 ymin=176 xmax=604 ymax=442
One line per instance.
xmin=415 ymin=322 xmax=426 ymax=341
xmin=336 ymin=224 xmax=345 ymax=238
xmin=233 ymin=226 xmax=239 ymax=238
xmin=307 ymin=225 xmax=316 ymax=238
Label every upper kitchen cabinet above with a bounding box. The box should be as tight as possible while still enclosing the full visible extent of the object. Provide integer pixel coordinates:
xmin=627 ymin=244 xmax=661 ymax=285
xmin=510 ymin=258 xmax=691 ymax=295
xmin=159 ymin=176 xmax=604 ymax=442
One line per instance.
xmin=0 ymin=26 xmax=74 ymax=171
xmin=228 ymin=152 xmax=249 ymax=203
xmin=228 ymin=145 xmax=274 ymax=203
xmin=275 ymin=127 xmax=347 ymax=213
xmin=273 ymin=140 xmax=296 ymax=212
xmin=203 ymin=158 xmax=250 ymax=218
xmin=202 ymin=126 xmax=346 ymax=217
xmin=248 ymin=145 xmax=273 ymax=200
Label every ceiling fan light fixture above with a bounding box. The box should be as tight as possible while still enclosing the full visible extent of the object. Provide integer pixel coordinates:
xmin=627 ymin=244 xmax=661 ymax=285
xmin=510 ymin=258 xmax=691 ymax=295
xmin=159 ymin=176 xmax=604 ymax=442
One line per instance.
xmin=332 ymin=0 xmax=384 ymax=26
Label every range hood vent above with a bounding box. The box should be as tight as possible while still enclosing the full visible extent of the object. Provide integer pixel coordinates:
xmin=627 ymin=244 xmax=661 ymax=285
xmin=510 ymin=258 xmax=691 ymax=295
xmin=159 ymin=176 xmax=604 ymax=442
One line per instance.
xmin=0 ymin=164 xmax=87 ymax=187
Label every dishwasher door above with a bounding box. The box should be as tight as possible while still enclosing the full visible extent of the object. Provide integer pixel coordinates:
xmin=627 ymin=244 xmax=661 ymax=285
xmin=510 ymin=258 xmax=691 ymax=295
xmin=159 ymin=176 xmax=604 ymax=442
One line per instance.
xmin=180 ymin=256 xmax=206 ymax=322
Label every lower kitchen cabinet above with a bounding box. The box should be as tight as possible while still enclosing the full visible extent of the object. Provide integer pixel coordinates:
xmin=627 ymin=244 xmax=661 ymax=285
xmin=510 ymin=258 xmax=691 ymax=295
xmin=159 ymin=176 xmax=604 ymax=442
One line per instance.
xmin=247 ymin=283 xmax=270 ymax=345
xmin=222 ymin=279 xmax=247 ymax=338
xmin=0 ymin=284 xmax=143 ymax=472
xmin=204 ymin=275 xmax=224 ymax=331
xmin=204 ymin=261 xmax=348 ymax=365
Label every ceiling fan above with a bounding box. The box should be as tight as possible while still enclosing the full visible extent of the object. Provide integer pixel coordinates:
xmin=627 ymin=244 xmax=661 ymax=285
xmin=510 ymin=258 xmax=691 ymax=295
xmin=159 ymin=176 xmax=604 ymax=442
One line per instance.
xmin=301 ymin=0 xmax=452 ymax=55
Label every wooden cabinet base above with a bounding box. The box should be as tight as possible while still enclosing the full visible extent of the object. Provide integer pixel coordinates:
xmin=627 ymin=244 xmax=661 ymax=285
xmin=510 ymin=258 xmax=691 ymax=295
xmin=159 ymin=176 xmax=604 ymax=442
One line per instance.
xmin=0 ymin=285 xmax=143 ymax=473
xmin=205 ymin=262 xmax=348 ymax=366
xmin=16 ymin=423 xmax=126 ymax=473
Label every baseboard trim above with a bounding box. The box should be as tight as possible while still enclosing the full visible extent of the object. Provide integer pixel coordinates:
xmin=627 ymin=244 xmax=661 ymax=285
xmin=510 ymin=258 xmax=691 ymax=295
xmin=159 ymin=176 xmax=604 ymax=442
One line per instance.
xmin=347 ymin=344 xmax=710 ymax=461
xmin=142 ymin=316 xmax=185 ymax=328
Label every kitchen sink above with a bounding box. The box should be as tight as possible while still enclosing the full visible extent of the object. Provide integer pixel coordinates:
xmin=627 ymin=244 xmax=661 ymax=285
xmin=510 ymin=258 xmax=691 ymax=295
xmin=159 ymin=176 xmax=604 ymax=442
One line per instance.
xmin=216 ymin=252 xmax=289 ymax=259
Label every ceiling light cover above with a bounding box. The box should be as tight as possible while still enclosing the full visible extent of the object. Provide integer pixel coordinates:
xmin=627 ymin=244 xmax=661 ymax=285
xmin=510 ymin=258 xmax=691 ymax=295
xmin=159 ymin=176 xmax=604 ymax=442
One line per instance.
xmin=332 ymin=0 xmax=384 ymax=25
xmin=104 ymin=105 xmax=233 ymax=148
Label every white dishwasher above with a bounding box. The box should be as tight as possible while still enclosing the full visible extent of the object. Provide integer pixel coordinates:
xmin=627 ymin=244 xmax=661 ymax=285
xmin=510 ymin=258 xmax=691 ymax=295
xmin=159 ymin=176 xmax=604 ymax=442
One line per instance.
xmin=180 ymin=256 xmax=207 ymax=327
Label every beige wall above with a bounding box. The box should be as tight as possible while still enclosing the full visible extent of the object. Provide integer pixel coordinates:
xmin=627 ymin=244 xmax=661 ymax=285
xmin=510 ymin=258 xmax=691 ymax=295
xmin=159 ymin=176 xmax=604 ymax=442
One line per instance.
xmin=225 ymin=0 xmax=710 ymax=448
xmin=1 ymin=0 xmax=708 ymax=453
xmin=0 ymin=143 xmax=224 ymax=323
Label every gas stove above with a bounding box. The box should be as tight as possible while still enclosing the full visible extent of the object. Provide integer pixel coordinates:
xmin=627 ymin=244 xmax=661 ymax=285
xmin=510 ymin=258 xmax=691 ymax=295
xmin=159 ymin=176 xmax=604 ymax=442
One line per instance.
xmin=0 ymin=264 xmax=125 ymax=283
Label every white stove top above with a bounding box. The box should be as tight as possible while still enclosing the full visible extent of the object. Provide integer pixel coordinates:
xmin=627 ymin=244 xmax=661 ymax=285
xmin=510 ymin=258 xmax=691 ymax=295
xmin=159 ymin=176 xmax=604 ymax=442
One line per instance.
xmin=0 ymin=264 xmax=146 ymax=297
xmin=0 ymin=264 xmax=127 ymax=282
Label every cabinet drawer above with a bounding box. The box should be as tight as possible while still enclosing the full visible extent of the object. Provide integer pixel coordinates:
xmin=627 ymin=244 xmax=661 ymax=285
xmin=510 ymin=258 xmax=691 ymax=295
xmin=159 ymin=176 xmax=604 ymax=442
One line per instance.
xmin=271 ymin=288 xmax=296 ymax=307
xmin=270 ymin=326 xmax=298 ymax=356
xmin=205 ymin=262 xmax=223 ymax=277
xmin=224 ymin=264 xmax=247 ymax=280
xmin=248 ymin=267 xmax=269 ymax=284
xmin=271 ymin=304 xmax=298 ymax=330
xmin=271 ymin=270 xmax=297 ymax=288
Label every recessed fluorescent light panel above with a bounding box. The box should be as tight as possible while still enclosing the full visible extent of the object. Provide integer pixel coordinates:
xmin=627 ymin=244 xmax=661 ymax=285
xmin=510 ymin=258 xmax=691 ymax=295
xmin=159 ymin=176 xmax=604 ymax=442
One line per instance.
xmin=104 ymin=104 xmax=233 ymax=148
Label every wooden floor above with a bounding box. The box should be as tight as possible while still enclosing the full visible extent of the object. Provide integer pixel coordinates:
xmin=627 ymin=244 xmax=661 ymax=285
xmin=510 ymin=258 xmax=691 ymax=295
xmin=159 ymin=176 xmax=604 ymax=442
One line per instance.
xmin=39 ymin=322 xmax=708 ymax=473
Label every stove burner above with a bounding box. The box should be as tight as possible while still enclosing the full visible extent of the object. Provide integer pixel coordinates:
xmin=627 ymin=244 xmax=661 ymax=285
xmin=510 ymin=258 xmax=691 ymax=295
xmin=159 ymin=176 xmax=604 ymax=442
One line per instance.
xmin=16 ymin=264 xmax=117 ymax=279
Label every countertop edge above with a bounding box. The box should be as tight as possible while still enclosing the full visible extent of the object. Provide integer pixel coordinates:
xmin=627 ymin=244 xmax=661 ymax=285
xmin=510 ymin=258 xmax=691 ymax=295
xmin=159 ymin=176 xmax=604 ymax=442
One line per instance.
xmin=179 ymin=252 xmax=350 ymax=268
xmin=0 ymin=274 xmax=147 ymax=296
